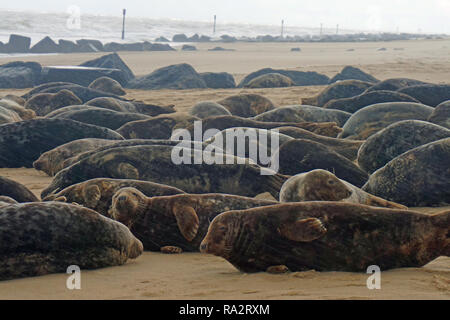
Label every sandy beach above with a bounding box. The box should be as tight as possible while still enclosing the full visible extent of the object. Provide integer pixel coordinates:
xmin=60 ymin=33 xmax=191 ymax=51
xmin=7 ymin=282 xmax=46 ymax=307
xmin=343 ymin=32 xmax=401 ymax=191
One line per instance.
xmin=0 ymin=39 xmax=449 ymax=299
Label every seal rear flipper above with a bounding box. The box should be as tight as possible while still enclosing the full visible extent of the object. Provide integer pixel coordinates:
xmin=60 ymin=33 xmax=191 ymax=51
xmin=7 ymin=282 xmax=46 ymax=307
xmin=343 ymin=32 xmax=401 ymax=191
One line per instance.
xmin=266 ymin=265 xmax=289 ymax=274
xmin=278 ymin=217 xmax=327 ymax=242
xmin=160 ymin=246 xmax=183 ymax=254
xmin=172 ymin=204 xmax=199 ymax=242
xmin=53 ymin=196 xmax=67 ymax=202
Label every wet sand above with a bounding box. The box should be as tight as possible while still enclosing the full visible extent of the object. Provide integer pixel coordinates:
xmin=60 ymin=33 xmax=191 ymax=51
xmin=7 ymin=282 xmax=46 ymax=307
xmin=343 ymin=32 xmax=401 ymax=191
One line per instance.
xmin=0 ymin=40 xmax=449 ymax=299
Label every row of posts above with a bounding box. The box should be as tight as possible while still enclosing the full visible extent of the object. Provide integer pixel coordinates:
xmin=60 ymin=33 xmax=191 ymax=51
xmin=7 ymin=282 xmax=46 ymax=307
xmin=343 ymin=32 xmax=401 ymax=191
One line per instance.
xmin=120 ymin=10 xmax=340 ymax=40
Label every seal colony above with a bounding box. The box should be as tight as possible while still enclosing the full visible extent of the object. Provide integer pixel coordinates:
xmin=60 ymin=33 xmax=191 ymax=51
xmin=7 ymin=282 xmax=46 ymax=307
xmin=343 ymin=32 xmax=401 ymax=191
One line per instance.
xmin=0 ymin=56 xmax=449 ymax=283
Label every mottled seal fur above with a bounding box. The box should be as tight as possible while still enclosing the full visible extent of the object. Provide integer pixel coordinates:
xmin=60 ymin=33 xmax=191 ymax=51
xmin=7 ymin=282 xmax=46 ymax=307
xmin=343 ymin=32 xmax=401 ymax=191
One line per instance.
xmin=41 ymin=145 xmax=288 ymax=199
xmin=397 ymin=84 xmax=450 ymax=107
xmin=0 ymin=105 xmax=21 ymax=124
xmin=279 ymin=169 xmax=406 ymax=209
xmin=252 ymin=105 xmax=351 ymax=127
xmin=86 ymin=97 xmax=175 ymax=117
xmin=272 ymin=139 xmax=368 ymax=187
xmin=185 ymin=115 xmax=342 ymax=139
xmin=0 ymin=98 xmax=36 ymax=120
xmin=188 ymin=101 xmax=231 ymax=119
xmin=205 ymin=127 xmax=293 ymax=165
xmin=0 ymin=118 xmax=123 ymax=168
xmin=24 ymin=83 xmax=122 ymax=103
xmin=117 ymin=113 xmax=199 ymax=140
xmin=312 ymin=80 xmax=374 ymax=107
xmin=217 ymin=94 xmax=276 ymax=117
xmin=276 ymin=126 xmax=364 ymax=161
xmin=357 ymin=120 xmax=450 ymax=173
xmin=58 ymin=139 xmax=208 ymax=172
xmin=338 ymin=102 xmax=434 ymax=140
xmin=43 ymin=178 xmax=185 ymax=217
xmin=365 ymin=78 xmax=429 ymax=92
xmin=109 ymin=188 xmax=278 ymax=251
xmin=51 ymin=107 xmax=151 ymax=130
xmin=24 ymin=89 xmax=83 ymax=116
xmin=200 ymin=202 xmax=449 ymax=272
xmin=428 ymin=100 xmax=450 ymax=129
xmin=88 ymin=76 xmax=126 ymax=95
xmin=323 ymin=90 xmax=420 ymax=113
xmin=0 ymin=176 xmax=39 ymax=202
xmin=33 ymin=138 xmax=118 ymax=176
xmin=244 ymin=73 xmax=294 ymax=88
xmin=362 ymin=138 xmax=450 ymax=207
xmin=0 ymin=202 xmax=143 ymax=280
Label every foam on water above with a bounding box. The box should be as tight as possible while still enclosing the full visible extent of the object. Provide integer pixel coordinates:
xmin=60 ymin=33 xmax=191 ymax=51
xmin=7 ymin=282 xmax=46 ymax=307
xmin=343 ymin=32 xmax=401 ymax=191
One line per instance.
xmin=0 ymin=9 xmax=358 ymax=45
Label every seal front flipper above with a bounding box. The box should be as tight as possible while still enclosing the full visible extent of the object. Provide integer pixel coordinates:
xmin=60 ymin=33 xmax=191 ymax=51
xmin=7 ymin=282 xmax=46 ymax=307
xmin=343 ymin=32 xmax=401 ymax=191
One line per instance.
xmin=160 ymin=246 xmax=183 ymax=254
xmin=172 ymin=204 xmax=199 ymax=242
xmin=278 ymin=217 xmax=327 ymax=242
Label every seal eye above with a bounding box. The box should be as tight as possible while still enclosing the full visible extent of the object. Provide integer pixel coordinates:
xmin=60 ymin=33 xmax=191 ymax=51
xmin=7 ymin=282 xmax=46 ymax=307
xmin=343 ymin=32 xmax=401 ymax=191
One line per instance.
xmin=219 ymin=226 xmax=227 ymax=232
xmin=328 ymin=180 xmax=335 ymax=185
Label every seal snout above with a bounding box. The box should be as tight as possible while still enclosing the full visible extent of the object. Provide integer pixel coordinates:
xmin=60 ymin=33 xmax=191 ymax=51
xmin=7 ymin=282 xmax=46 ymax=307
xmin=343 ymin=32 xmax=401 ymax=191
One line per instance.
xmin=200 ymin=242 xmax=208 ymax=253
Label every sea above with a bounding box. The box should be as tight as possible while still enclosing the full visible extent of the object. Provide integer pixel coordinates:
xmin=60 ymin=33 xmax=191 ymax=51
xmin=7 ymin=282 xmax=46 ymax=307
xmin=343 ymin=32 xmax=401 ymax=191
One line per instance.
xmin=0 ymin=9 xmax=359 ymax=45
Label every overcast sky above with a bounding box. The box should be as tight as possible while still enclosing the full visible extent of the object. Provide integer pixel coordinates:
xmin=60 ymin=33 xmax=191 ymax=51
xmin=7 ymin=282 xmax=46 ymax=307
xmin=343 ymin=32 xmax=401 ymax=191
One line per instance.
xmin=1 ymin=0 xmax=450 ymax=34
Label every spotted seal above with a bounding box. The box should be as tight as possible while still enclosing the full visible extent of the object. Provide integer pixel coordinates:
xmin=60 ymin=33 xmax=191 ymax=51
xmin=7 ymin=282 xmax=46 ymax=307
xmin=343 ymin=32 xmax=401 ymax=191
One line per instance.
xmin=200 ymin=202 xmax=449 ymax=272
xmin=109 ymin=188 xmax=278 ymax=251
xmin=279 ymin=169 xmax=406 ymax=209
xmin=24 ymin=89 xmax=82 ymax=116
xmin=33 ymin=138 xmax=117 ymax=176
xmin=43 ymin=178 xmax=185 ymax=217
xmin=357 ymin=120 xmax=450 ymax=173
xmin=362 ymin=137 xmax=450 ymax=207
xmin=41 ymin=145 xmax=288 ymax=199
xmin=185 ymin=115 xmax=342 ymax=139
xmin=252 ymin=105 xmax=351 ymax=127
xmin=0 ymin=118 xmax=123 ymax=168
xmin=0 ymin=202 xmax=143 ymax=280
xmin=272 ymin=139 xmax=368 ymax=187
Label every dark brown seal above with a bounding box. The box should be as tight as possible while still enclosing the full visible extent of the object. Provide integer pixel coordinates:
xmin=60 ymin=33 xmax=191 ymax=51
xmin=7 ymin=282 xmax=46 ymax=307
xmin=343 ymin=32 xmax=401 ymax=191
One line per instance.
xmin=42 ymin=145 xmax=288 ymax=199
xmin=273 ymin=139 xmax=368 ymax=187
xmin=0 ymin=202 xmax=143 ymax=280
xmin=200 ymin=202 xmax=449 ymax=272
xmin=0 ymin=175 xmax=39 ymax=202
xmin=43 ymin=178 xmax=185 ymax=217
xmin=109 ymin=188 xmax=278 ymax=252
xmin=0 ymin=118 xmax=123 ymax=168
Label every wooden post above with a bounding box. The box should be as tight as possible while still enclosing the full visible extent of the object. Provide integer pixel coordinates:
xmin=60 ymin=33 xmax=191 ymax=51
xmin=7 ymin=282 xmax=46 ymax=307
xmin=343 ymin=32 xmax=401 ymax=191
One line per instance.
xmin=320 ymin=23 xmax=323 ymax=37
xmin=281 ymin=20 xmax=284 ymax=38
xmin=122 ymin=9 xmax=126 ymax=40
xmin=213 ymin=15 xmax=216 ymax=34
xmin=336 ymin=24 xmax=339 ymax=35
